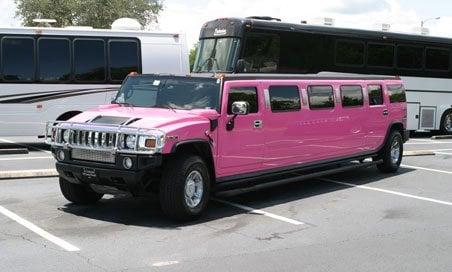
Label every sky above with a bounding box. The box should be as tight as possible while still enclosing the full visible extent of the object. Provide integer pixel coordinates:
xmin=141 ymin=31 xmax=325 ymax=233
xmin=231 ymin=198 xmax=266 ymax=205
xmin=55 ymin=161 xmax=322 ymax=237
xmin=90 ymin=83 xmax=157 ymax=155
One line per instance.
xmin=1 ymin=0 xmax=452 ymax=47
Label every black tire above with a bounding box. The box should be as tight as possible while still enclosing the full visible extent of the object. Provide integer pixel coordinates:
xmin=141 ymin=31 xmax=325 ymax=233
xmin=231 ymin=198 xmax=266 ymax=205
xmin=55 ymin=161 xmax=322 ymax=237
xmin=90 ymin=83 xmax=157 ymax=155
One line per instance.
xmin=159 ymin=155 xmax=210 ymax=221
xmin=440 ymin=110 xmax=452 ymax=135
xmin=377 ymin=130 xmax=403 ymax=173
xmin=59 ymin=177 xmax=103 ymax=204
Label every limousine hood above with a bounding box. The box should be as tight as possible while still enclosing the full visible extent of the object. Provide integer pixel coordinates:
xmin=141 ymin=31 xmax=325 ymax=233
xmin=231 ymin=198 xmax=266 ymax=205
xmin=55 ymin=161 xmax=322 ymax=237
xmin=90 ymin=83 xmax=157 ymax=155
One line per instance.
xmin=69 ymin=104 xmax=220 ymax=133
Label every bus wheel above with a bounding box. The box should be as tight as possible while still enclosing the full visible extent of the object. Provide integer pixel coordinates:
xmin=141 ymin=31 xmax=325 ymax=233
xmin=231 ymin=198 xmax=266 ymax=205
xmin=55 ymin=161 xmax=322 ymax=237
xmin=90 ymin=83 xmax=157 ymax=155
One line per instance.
xmin=377 ymin=130 xmax=403 ymax=173
xmin=440 ymin=110 xmax=452 ymax=135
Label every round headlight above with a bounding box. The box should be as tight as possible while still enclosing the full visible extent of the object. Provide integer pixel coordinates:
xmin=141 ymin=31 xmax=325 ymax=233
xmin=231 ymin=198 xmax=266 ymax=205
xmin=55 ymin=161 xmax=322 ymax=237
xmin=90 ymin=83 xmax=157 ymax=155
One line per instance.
xmin=123 ymin=157 xmax=133 ymax=169
xmin=125 ymin=135 xmax=136 ymax=149
xmin=63 ymin=130 xmax=70 ymax=143
xmin=57 ymin=150 xmax=65 ymax=161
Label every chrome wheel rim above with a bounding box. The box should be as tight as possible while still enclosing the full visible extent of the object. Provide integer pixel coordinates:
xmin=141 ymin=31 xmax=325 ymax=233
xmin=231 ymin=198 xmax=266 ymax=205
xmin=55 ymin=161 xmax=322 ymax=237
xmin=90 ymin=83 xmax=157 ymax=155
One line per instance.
xmin=184 ymin=170 xmax=204 ymax=209
xmin=390 ymin=140 xmax=401 ymax=165
xmin=445 ymin=113 xmax=452 ymax=133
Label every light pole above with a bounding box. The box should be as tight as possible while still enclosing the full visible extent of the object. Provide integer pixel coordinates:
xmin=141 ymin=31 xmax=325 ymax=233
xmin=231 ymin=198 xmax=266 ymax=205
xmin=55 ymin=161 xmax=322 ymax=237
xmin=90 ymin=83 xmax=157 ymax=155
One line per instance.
xmin=421 ymin=17 xmax=440 ymax=28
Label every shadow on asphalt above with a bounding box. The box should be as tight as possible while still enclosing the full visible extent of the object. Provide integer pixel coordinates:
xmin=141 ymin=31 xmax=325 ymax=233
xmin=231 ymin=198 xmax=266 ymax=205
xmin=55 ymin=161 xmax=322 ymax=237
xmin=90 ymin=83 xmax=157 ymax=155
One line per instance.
xmin=59 ymin=166 xmax=415 ymax=228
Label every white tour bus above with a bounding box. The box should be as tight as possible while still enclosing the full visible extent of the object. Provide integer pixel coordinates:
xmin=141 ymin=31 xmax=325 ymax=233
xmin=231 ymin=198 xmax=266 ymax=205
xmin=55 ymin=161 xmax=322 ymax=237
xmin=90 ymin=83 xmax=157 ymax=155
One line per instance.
xmin=0 ymin=23 xmax=189 ymax=137
xmin=194 ymin=17 xmax=452 ymax=134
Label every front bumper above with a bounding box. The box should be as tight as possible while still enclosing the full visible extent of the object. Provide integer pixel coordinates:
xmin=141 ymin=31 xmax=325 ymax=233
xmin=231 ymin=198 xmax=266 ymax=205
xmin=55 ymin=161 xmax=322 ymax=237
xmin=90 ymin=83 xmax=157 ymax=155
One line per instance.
xmin=55 ymin=150 xmax=163 ymax=195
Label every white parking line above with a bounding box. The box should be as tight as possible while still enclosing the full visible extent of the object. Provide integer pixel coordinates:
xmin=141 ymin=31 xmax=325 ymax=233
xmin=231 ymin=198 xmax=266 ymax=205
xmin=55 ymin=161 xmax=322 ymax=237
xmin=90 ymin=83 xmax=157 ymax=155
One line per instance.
xmin=0 ymin=138 xmax=51 ymax=154
xmin=152 ymin=261 xmax=180 ymax=267
xmin=0 ymin=156 xmax=53 ymax=161
xmin=320 ymin=178 xmax=452 ymax=207
xmin=402 ymin=164 xmax=452 ymax=175
xmin=212 ymin=198 xmax=304 ymax=225
xmin=406 ymin=141 xmax=452 ymax=145
xmin=0 ymin=205 xmax=80 ymax=252
xmin=435 ymin=152 xmax=452 ymax=156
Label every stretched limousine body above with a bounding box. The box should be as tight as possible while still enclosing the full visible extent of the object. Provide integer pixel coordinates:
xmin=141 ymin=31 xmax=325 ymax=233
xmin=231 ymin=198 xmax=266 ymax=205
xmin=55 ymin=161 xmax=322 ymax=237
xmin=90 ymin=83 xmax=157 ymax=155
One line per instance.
xmin=46 ymin=74 xmax=408 ymax=220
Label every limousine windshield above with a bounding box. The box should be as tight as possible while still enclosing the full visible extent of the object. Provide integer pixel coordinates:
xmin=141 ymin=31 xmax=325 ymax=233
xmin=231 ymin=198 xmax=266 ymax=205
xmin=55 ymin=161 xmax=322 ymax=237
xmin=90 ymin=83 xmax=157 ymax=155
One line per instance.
xmin=114 ymin=75 xmax=221 ymax=110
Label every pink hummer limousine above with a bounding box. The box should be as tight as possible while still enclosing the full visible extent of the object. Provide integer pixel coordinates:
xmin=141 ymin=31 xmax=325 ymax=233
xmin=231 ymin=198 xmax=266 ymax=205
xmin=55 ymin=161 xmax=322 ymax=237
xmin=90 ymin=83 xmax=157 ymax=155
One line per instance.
xmin=46 ymin=74 xmax=408 ymax=220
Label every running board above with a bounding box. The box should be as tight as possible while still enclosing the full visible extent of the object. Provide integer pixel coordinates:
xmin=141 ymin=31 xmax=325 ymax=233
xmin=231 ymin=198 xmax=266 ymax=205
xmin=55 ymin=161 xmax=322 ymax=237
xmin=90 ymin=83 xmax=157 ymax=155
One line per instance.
xmin=215 ymin=160 xmax=382 ymax=197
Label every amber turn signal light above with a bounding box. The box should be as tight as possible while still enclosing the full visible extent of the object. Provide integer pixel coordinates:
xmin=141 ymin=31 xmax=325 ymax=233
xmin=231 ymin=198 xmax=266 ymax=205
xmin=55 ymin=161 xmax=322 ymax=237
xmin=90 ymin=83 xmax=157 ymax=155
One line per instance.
xmin=145 ymin=138 xmax=156 ymax=148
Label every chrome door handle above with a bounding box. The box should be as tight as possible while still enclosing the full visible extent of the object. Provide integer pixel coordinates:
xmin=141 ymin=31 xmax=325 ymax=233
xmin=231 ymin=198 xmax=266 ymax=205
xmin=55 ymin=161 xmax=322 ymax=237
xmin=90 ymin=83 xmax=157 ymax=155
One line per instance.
xmin=254 ymin=120 xmax=263 ymax=129
xmin=383 ymin=109 xmax=389 ymax=116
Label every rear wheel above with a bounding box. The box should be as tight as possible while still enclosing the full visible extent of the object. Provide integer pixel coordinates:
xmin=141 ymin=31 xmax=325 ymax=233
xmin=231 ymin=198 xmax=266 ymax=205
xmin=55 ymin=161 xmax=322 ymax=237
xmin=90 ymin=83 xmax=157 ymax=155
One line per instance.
xmin=440 ymin=110 xmax=452 ymax=135
xmin=159 ymin=155 xmax=210 ymax=221
xmin=59 ymin=177 xmax=103 ymax=204
xmin=377 ymin=130 xmax=403 ymax=173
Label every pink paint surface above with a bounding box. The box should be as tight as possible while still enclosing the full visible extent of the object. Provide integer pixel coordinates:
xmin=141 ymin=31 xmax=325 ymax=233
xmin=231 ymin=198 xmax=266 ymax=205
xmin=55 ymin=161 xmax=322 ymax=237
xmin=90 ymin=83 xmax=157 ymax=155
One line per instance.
xmin=71 ymin=78 xmax=406 ymax=179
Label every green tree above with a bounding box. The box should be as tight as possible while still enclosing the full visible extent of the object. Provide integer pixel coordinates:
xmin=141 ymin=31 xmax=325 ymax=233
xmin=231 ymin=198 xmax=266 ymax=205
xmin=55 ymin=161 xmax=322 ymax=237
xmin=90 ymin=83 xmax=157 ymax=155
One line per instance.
xmin=15 ymin=0 xmax=163 ymax=29
xmin=189 ymin=43 xmax=199 ymax=72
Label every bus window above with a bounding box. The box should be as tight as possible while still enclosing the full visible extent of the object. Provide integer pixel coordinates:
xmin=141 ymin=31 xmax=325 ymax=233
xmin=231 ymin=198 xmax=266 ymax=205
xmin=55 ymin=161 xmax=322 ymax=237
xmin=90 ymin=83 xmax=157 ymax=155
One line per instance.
xmin=242 ymin=33 xmax=280 ymax=73
xmin=109 ymin=40 xmax=139 ymax=82
xmin=38 ymin=38 xmax=71 ymax=81
xmin=368 ymin=85 xmax=384 ymax=106
xmin=74 ymin=39 xmax=106 ymax=82
xmin=425 ymin=48 xmax=450 ymax=71
xmin=227 ymin=87 xmax=258 ymax=114
xmin=1 ymin=37 xmax=35 ymax=81
xmin=269 ymin=86 xmax=301 ymax=112
xmin=341 ymin=85 xmax=364 ymax=107
xmin=368 ymin=43 xmax=395 ymax=68
xmin=335 ymin=40 xmax=364 ymax=67
xmin=388 ymin=84 xmax=407 ymax=103
xmin=308 ymin=86 xmax=335 ymax=109
xmin=397 ymin=45 xmax=423 ymax=70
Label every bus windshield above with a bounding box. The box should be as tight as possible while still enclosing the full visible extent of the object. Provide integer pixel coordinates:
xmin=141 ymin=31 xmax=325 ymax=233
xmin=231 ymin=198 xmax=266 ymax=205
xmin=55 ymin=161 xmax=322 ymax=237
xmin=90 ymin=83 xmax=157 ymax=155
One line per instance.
xmin=114 ymin=75 xmax=221 ymax=111
xmin=193 ymin=38 xmax=240 ymax=73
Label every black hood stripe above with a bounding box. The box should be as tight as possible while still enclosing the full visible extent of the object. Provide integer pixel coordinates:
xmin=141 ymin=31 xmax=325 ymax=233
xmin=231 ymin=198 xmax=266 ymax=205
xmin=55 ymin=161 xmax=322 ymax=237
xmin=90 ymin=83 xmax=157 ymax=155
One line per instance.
xmin=0 ymin=88 xmax=118 ymax=104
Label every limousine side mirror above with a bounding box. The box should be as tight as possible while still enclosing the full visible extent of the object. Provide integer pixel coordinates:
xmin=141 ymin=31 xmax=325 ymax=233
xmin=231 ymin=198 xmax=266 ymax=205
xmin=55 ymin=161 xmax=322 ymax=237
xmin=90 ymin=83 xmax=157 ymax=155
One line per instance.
xmin=227 ymin=101 xmax=249 ymax=131
xmin=231 ymin=101 xmax=250 ymax=115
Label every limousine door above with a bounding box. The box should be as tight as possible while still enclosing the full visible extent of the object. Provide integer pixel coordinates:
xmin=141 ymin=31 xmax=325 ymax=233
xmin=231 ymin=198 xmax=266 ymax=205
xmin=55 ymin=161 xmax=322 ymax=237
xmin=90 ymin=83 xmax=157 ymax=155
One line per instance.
xmin=217 ymin=82 xmax=265 ymax=178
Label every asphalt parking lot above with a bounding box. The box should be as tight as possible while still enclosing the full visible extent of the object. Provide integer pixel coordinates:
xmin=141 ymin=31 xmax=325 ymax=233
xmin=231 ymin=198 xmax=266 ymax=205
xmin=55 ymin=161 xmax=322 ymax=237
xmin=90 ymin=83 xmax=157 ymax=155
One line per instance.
xmin=1 ymin=135 xmax=452 ymax=272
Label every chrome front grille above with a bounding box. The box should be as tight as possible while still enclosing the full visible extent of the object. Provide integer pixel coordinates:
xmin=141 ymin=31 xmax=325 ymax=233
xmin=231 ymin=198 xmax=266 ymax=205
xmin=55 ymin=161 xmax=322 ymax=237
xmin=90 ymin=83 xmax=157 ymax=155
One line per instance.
xmin=71 ymin=148 xmax=116 ymax=163
xmin=71 ymin=130 xmax=117 ymax=149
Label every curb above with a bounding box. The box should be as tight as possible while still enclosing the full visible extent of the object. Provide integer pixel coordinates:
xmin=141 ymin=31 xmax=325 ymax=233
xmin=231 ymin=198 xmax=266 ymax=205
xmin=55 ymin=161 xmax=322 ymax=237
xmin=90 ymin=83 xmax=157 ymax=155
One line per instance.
xmin=0 ymin=148 xmax=29 ymax=155
xmin=403 ymin=151 xmax=436 ymax=157
xmin=0 ymin=169 xmax=58 ymax=180
xmin=431 ymin=135 xmax=452 ymax=140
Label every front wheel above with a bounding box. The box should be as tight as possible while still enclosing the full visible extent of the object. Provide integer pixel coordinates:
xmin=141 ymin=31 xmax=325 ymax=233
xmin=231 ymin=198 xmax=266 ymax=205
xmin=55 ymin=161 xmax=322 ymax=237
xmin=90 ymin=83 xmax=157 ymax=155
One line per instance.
xmin=440 ymin=110 xmax=452 ymax=135
xmin=377 ymin=130 xmax=403 ymax=173
xmin=59 ymin=177 xmax=103 ymax=204
xmin=159 ymin=155 xmax=210 ymax=221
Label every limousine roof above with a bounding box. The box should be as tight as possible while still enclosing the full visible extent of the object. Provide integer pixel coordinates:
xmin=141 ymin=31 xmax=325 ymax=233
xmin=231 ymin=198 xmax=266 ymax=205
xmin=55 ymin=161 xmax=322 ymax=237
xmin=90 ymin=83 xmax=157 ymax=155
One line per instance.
xmin=186 ymin=73 xmax=400 ymax=81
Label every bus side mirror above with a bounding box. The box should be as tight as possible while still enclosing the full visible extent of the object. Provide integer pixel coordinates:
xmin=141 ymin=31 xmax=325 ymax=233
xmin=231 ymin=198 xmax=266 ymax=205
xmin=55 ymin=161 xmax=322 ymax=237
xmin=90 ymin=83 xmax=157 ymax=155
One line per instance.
xmin=235 ymin=59 xmax=246 ymax=73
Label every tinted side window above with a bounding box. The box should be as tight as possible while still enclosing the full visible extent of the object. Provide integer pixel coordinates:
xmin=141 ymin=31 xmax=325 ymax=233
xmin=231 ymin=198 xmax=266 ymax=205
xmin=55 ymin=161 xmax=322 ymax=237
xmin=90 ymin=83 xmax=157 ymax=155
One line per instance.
xmin=269 ymin=86 xmax=301 ymax=112
xmin=368 ymin=43 xmax=394 ymax=68
xmin=242 ymin=33 xmax=280 ymax=73
xmin=388 ymin=84 xmax=407 ymax=103
xmin=74 ymin=39 xmax=106 ymax=82
xmin=336 ymin=40 xmax=364 ymax=66
xmin=426 ymin=48 xmax=450 ymax=71
xmin=109 ymin=40 xmax=139 ymax=81
xmin=397 ymin=45 xmax=423 ymax=69
xmin=308 ymin=86 xmax=335 ymax=109
xmin=227 ymin=87 xmax=258 ymax=114
xmin=368 ymin=85 xmax=384 ymax=106
xmin=2 ymin=37 xmax=35 ymax=81
xmin=341 ymin=85 xmax=363 ymax=107
xmin=38 ymin=38 xmax=71 ymax=81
